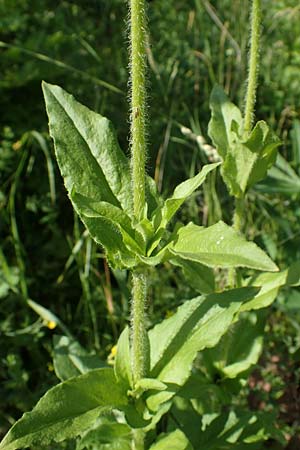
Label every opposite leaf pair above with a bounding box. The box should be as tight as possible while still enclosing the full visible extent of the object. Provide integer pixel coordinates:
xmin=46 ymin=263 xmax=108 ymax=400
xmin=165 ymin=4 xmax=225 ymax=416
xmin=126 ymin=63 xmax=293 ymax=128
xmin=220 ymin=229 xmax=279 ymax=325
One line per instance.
xmin=42 ymin=83 xmax=278 ymax=288
xmin=208 ymin=85 xmax=281 ymax=198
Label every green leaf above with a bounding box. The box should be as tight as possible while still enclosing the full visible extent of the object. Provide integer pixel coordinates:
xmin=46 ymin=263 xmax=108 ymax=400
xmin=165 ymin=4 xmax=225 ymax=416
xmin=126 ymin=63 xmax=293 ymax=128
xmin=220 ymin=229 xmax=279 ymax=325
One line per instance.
xmin=153 ymin=163 xmax=220 ymax=231
xmin=42 ymin=82 xmax=132 ymax=212
xmin=146 ymin=175 xmax=163 ymax=218
xmin=27 ymin=299 xmax=72 ymax=338
xmin=42 ymin=82 xmax=141 ymax=268
xmin=202 ymin=313 xmax=265 ymax=379
xmin=136 ymin=378 xmax=167 ymax=391
xmin=208 ymin=86 xmax=281 ymax=197
xmin=42 ymin=82 xmax=165 ymax=268
xmin=139 ymin=225 xmax=180 ymax=266
xmin=208 ymin=85 xmax=243 ymax=161
xmin=148 ymin=164 xmax=220 ymax=255
xmin=71 ymin=192 xmax=144 ymax=255
xmin=114 ymin=326 xmax=133 ymax=388
xmin=73 ymin=214 xmax=136 ymax=269
xmin=147 ymin=288 xmax=258 ymax=411
xmin=0 ymin=368 xmax=128 ymax=450
xmin=78 ymin=422 xmax=132 ymax=450
xmin=53 ymin=335 xmax=106 ymax=381
xmin=149 ymin=430 xmax=192 ymax=450
xmin=244 ymin=121 xmax=282 ymax=189
xmin=171 ymin=221 xmax=278 ymax=272
xmin=221 ymin=121 xmax=280 ymax=197
xmin=132 ymin=378 xmax=167 ymax=398
xmin=171 ymin=258 xmax=215 ymax=294
xmin=241 ymin=261 xmax=300 ymax=312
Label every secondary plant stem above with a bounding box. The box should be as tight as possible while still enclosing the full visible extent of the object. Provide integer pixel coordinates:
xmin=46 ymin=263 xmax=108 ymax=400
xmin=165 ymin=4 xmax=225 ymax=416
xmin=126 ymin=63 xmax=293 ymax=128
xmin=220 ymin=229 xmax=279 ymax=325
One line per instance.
xmin=130 ymin=0 xmax=147 ymax=221
xmin=244 ymin=0 xmax=261 ymax=134
xmin=229 ymin=0 xmax=261 ymax=288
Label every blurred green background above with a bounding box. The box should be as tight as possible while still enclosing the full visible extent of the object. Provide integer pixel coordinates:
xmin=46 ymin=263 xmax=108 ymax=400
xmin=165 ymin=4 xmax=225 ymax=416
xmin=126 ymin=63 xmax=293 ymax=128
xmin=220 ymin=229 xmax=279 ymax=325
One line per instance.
xmin=1 ymin=0 xmax=300 ymax=447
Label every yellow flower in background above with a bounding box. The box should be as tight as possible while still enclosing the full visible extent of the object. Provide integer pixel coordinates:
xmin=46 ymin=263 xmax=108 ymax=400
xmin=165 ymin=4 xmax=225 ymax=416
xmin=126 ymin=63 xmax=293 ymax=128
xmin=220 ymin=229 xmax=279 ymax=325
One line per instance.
xmin=47 ymin=320 xmax=57 ymax=330
xmin=12 ymin=140 xmax=22 ymax=151
xmin=107 ymin=344 xmax=117 ymax=365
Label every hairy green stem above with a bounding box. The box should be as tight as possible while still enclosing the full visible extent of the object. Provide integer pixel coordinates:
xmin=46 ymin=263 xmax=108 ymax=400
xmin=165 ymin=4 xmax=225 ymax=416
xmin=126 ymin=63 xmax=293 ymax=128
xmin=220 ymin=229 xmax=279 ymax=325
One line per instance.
xmin=131 ymin=271 xmax=148 ymax=383
xmin=233 ymin=197 xmax=244 ymax=233
xmin=129 ymin=0 xmax=148 ymax=385
xmin=229 ymin=0 xmax=262 ymax=288
xmin=130 ymin=0 xmax=147 ymax=221
xmin=244 ymin=0 xmax=261 ymax=134
xmin=128 ymin=8 xmax=148 ymax=450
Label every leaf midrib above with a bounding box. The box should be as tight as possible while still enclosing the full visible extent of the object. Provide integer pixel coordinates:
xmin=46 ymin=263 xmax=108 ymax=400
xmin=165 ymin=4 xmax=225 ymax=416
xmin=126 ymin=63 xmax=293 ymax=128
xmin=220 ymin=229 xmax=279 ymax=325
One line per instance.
xmin=46 ymin=85 xmax=120 ymax=208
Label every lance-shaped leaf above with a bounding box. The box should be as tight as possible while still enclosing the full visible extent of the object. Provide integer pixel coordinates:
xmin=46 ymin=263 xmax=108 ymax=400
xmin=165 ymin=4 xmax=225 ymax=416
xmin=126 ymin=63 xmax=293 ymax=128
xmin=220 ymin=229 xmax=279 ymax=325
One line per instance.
xmin=147 ymin=288 xmax=258 ymax=411
xmin=208 ymin=85 xmax=281 ymax=197
xmin=42 ymin=81 xmax=160 ymax=215
xmin=42 ymin=82 xmax=160 ymax=267
xmin=148 ymin=164 xmax=220 ymax=256
xmin=42 ymin=82 xmax=137 ymax=268
xmin=152 ymin=163 xmax=220 ymax=231
xmin=208 ymin=85 xmax=242 ymax=160
xmin=171 ymin=221 xmax=278 ymax=272
xmin=42 ymin=82 xmax=132 ymax=212
xmin=149 ymin=430 xmax=193 ymax=450
xmin=0 ymin=368 xmax=128 ymax=450
xmin=114 ymin=326 xmax=133 ymax=388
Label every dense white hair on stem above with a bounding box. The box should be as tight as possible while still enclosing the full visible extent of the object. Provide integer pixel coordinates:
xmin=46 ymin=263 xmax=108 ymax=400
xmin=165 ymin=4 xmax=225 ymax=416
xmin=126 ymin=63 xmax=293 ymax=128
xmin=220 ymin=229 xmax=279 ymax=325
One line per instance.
xmin=244 ymin=0 xmax=261 ymax=135
xmin=127 ymin=0 xmax=150 ymax=221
